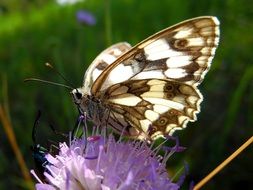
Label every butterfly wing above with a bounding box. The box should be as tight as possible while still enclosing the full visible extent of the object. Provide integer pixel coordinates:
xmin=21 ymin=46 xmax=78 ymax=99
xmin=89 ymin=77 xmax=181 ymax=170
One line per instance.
xmin=91 ymin=16 xmax=219 ymax=94
xmin=88 ymin=16 xmax=219 ymax=140
xmin=103 ymin=79 xmax=202 ymax=140
xmin=82 ymin=42 xmax=132 ymax=93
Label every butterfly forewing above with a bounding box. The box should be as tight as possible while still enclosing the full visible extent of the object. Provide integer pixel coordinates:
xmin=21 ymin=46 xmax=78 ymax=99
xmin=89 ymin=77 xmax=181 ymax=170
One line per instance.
xmin=75 ymin=16 xmax=220 ymax=141
xmin=91 ymin=16 xmax=219 ymax=94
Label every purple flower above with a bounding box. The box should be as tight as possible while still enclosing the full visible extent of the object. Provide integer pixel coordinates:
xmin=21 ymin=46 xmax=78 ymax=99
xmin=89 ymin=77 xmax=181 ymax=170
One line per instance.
xmin=76 ymin=10 xmax=96 ymax=26
xmin=31 ymin=131 xmax=182 ymax=190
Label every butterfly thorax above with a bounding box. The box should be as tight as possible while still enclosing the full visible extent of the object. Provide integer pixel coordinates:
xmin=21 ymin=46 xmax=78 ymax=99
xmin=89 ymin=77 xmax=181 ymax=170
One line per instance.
xmin=71 ymin=89 xmax=109 ymax=125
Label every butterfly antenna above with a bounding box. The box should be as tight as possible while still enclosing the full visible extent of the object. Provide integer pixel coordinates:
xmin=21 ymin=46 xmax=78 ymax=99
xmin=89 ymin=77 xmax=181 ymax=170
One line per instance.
xmin=45 ymin=63 xmax=75 ymax=89
xmin=24 ymin=78 xmax=73 ymax=90
xmin=24 ymin=62 xmax=75 ymax=90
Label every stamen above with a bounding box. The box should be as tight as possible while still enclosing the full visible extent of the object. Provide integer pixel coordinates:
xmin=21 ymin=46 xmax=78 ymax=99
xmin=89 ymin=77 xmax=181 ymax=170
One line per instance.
xmin=117 ymin=125 xmax=128 ymax=143
xmin=30 ymin=170 xmax=44 ymax=184
xmin=96 ymin=145 xmax=104 ymax=172
xmin=87 ymin=136 xmax=101 ymax=142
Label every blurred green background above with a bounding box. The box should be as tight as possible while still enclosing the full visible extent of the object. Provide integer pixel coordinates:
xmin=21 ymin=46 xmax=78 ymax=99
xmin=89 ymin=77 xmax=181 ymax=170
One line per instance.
xmin=0 ymin=0 xmax=252 ymax=189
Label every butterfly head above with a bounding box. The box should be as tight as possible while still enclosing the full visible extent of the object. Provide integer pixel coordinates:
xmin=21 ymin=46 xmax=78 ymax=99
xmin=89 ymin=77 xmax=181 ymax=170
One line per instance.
xmin=71 ymin=88 xmax=93 ymax=115
xmin=71 ymin=88 xmax=84 ymax=105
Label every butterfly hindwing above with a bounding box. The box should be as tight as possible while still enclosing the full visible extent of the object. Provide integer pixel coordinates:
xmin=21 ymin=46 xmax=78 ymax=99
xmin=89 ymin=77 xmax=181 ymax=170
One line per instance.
xmin=102 ymin=79 xmax=202 ymax=140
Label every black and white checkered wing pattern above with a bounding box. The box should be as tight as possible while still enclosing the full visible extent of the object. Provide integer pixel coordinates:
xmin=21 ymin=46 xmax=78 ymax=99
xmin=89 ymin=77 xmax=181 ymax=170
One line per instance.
xmin=79 ymin=16 xmax=219 ymax=140
xmin=92 ymin=17 xmax=219 ymax=93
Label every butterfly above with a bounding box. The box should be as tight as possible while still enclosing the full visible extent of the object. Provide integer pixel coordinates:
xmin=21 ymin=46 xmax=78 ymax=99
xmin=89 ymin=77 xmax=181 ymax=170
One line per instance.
xmin=71 ymin=16 xmax=220 ymax=141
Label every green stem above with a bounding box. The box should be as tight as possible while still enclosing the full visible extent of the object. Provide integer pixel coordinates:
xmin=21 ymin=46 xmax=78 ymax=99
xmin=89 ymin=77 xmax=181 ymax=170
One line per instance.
xmin=224 ymin=66 xmax=253 ymax=134
xmin=104 ymin=0 xmax=112 ymax=46
xmin=2 ymin=73 xmax=11 ymax=121
xmin=219 ymin=65 xmax=253 ymax=152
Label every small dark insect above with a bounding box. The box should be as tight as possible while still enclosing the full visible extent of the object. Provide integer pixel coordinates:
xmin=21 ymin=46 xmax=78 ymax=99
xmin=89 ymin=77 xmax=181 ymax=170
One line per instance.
xmin=31 ymin=111 xmax=68 ymax=181
xmin=31 ymin=111 xmax=50 ymax=181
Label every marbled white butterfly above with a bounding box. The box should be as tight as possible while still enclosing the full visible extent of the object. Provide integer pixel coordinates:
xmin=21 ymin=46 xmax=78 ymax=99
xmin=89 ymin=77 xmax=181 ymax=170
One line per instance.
xmin=71 ymin=16 xmax=220 ymax=141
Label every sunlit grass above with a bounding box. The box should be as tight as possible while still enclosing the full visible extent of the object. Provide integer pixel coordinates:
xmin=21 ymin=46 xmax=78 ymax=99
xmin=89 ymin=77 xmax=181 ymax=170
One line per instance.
xmin=0 ymin=3 xmax=59 ymax=35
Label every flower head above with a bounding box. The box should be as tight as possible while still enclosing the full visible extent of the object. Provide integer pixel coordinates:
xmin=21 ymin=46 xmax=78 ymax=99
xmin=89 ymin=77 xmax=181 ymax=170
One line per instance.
xmin=31 ymin=114 xmax=185 ymax=189
xmin=32 ymin=129 xmax=182 ymax=190
xmin=76 ymin=10 xmax=96 ymax=25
